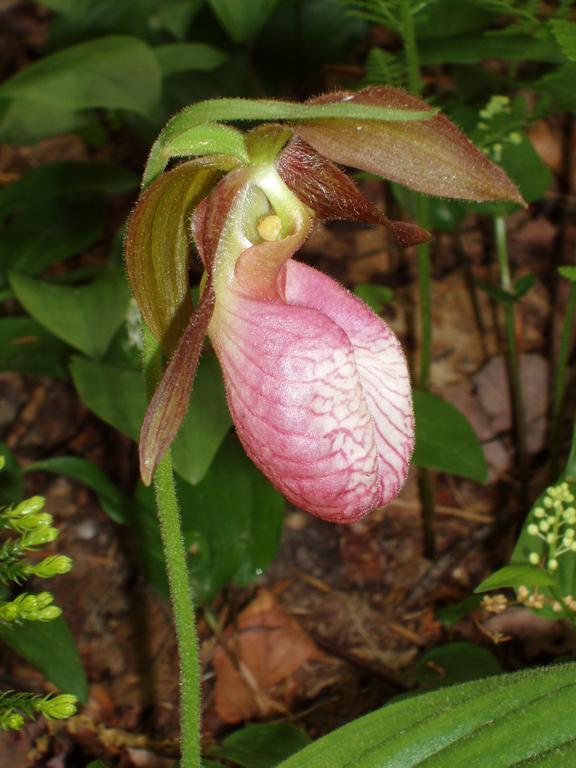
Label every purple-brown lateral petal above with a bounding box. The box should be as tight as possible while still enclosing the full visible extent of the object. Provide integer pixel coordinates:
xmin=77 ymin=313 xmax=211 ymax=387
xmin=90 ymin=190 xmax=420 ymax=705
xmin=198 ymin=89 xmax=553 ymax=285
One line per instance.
xmin=276 ymin=136 xmax=430 ymax=247
xmin=290 ymin=86 xmax=525 ymax=205
xmin=139 ymin=276 xmax=216 ymax=485
xmin=125 ymin=160 xmax=223 ymax=354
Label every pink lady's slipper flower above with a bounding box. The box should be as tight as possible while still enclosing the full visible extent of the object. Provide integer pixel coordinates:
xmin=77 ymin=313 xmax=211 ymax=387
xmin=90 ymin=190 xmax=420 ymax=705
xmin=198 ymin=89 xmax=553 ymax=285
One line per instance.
xmin=125 ymin=87 xmax=523 ymax=522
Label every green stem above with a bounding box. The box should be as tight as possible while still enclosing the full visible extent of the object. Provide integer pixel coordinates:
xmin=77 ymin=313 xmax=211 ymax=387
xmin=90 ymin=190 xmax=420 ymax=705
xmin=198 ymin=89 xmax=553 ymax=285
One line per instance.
xmin=142 ymin=326 xmax=201 ymax=768
xmin=400 ymin=0 xmax=435 ymax=557
xmin=494 ymin=216 xmax=528 ymax=510
xmin=550 ymin=277 xmax=576 ymax=479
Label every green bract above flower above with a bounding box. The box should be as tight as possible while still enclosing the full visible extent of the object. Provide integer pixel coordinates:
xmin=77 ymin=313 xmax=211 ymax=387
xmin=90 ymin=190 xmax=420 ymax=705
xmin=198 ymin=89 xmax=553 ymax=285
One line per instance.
xmin=125 ymin=87 xmax=524 ymax=521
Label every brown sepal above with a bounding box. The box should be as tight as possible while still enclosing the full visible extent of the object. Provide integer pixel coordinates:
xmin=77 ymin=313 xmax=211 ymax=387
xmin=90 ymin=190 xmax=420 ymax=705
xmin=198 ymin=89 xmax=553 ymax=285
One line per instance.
xmin=276 ymin=137 xmax=430 ymax=247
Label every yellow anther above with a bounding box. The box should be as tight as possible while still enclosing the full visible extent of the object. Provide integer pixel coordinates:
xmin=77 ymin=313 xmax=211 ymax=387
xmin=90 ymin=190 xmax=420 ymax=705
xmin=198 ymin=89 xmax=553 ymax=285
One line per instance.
xmin=257 ymin=214 xmax=283 ymax=242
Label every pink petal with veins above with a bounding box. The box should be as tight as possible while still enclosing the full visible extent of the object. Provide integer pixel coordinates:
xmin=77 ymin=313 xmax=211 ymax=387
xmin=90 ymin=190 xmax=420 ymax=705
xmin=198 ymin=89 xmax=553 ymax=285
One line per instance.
xmin=209 ymin=260 xmax=413 ymax=523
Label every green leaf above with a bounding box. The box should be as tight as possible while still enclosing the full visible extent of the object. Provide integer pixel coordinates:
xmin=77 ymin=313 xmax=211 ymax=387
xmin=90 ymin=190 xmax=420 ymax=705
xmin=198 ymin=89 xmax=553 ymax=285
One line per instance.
xmin=0 ymin=161 xmax=137 ymax=219
xmin=475 ymin=564 xmax=557 ymax=593
xmin=155 ymin=43 xmax=229 ymax=76
xmin=69 ymin=355 xmax=231 ymax=485
xmin=353 ymin=283 xmax=394 ymax=312
xmin=153 ymin=0 xmax=204 ymax=40
xmin=86 ymin=762 xmax=109 ymax=768
xmin=10 ymin=269 xmax=130 ymax=359
xmin=0 ymin=441 xmax=23 ymax=507
xmin=559 ymin=266 xmax=576 ymax=282
xmin=0 ymin=197 xmax=104 ymax=279
xmin=414 ymin=0 xmax=494 ymax=40
xmin=0 ymin=97 xmax=86 ymax=145
xmin=0 ymin=317 xmax=69 ymax=378
xmin=0 ymin=616 xmax=87 ymax=701
xmin=549 ymin=20 xmax=576 ymax=62
xmin=412 ymin=390 xmax=487 ymax=483
xmin=208 ymin=0 xmax=280 ymax=43
xmin=477 ymin=280 xmax=515 ymax=305
xmin=514 ymin=273 xmax=536 ymax=299
xmin=437 ymin=595 xmax=483 ymax=626
xmin=208 ymin=723 xmax=311 ymax=768
xmin=0 ymin=36 xmax=161 ymax=116
xmin=143 ymin=97 xmax=434 ymax=186
xmin=415 ymin=642 xmax=501 ymax=689
xmin=276 ymin=663 xmax=576 ymax=768
xmin=24 ymin=456 xmax=127 ymax=524
xmin=134 ymin=433 xmax=283 ymax=603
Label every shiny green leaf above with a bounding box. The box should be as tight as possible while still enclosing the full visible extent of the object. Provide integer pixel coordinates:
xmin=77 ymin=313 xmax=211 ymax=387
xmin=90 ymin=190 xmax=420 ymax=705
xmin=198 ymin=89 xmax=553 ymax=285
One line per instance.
xmin=155 ymin=43 xmax=228 ymax=76
xmin=415 ymin=642 xmax=501 ymax=689
xmin=475 ymin=565 xmax=557 ymax=593
xmin=412 ymin=390 xmax=487 ymax=483
xmin=10 ymin=269 xmax=130 ymax=360
xmin=276 ymin=664 xmax=576 ymax=768
xmin=0 ymin=36 xmax=162 ymax=116
xmin=0 ymin=617 xmax=87 ymax=701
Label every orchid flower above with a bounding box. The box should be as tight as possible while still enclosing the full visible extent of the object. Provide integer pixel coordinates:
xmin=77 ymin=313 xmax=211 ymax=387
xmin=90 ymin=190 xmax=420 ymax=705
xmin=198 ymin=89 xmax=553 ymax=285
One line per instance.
xmin=125 ymin=87 xmax=523 ymax=523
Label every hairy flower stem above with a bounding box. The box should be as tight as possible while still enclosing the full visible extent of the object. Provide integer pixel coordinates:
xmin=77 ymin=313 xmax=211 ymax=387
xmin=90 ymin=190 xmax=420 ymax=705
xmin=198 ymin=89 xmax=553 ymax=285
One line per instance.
xmin=550 ymin=267 xmax=576 ymax=480
xmin=400 ymin=0 xmax=436 ymax=557
xmin=494 ymin=217 xmax=528 ymax=511
xmin=142 ymin=326 xmax=201 ymax=768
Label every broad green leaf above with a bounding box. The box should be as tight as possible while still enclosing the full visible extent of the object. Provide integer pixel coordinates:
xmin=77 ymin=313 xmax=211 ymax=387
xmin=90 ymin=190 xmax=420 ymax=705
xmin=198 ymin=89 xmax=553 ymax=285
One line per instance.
xmin=475 ymin=564 xmax=557 ymax=593
xmin=415 ymin=642 xmax=501 ymax=689
xmin=208 ymin=723 xmax=311 ymax=768
xmin=353 ymin=284 xmax=394 ymax=313
xmin=155 ymin=43 xmax=228 ymax=76
xmin=0 ymin=97 xmax=85 ymax=145
xmin=0 ymin=616 xmax=87 ymax=701
xmin=412 ymin=390 xmax=487 ymax=483
xmin=0 ymin=441 xmax=23 ymax=507
xmin=0 ymin=161 xmax=137 ymax=218
xmin=549 ymin=20 xmax=576 ymax=62
xmin=153 ymin=0 xmax=204 ymax=40
xmin=10 ymin=269 xmax=130 ymax=359
xmin=69 ymin=355 xmax=231 ymax=485
xmin=276 ymin=663 xmax=576 ymax=768
xmin=0 ymin=317 xmax=69 ymax=379
xmin=126 ymin=161 xmax=223 ymax=351
xmin=0 ymin=197 xmax=104 ymax=279
xmin=86 ymin=762 xmax=109 ymax=768
xmin=143 ymin=96 xmax=434 ymax=186
xmin=135 ymin=433 xmax=284 ymax=603
xmin=24 ymin=456 xmax=127 ymax=523
xmin=559 ymin=266 xmax=576 ymax=282
xmin=208 ymin=0 xmax=280 ymax=42
xmin=0 ymin=36 xmax=161 ymax=116
xmin=70 ymin=358 xmax=144 ymax=440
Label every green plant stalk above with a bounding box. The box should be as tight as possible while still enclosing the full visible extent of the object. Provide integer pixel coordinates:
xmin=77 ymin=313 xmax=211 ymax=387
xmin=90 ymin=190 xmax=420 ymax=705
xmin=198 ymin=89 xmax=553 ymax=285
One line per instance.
xmin=550 ymin=276 xmax=576 ymax=479
xmin=142 ymin=326 xmax=201 ymax=768
xmin=400 ymin=0 xmax=436 ymax=557
xmin=494 ymin=216 xmax=528 ymax=510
